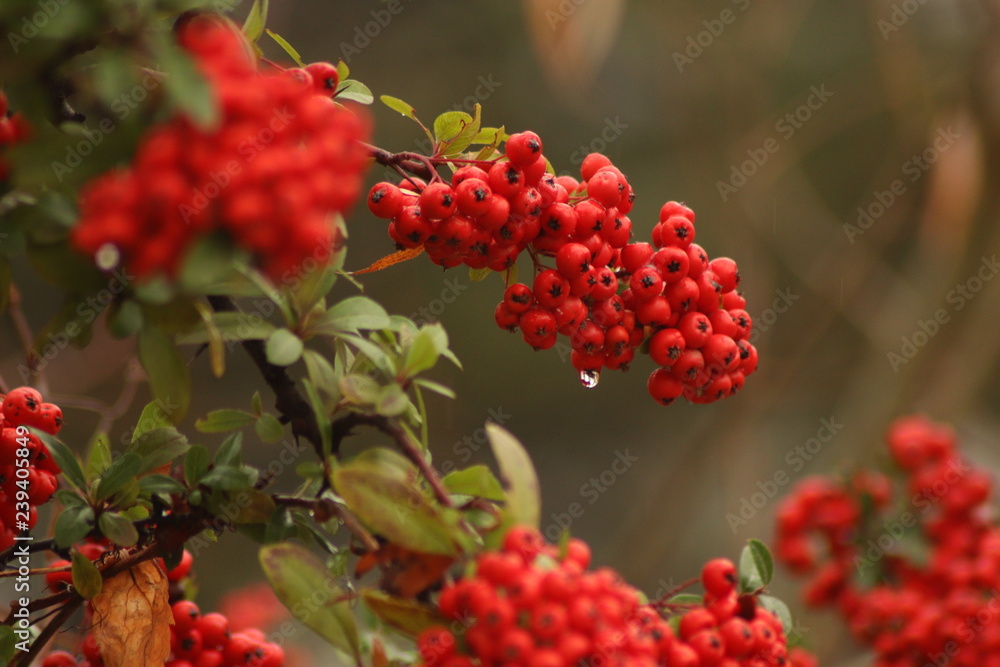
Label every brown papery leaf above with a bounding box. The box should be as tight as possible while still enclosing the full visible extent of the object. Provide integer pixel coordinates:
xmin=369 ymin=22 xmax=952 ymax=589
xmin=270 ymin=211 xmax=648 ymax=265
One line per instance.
xmin=91 ymin=559 xmax=173 ymax=667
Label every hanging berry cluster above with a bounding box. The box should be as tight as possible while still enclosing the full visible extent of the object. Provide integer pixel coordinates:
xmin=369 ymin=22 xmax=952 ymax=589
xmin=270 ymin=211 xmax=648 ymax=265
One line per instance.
xmin=0 ymin=387 xmax=63 ymax=551
xmin=367 ymin=137 xmax=757 ymax=405
xmin=775 ymin=415 xmax=1000 ymax=665
xmin=42 ymin=549 xmax=285 ymax=667
xmin=0 ymin=90 xmax=29 ymax=184
xmin=72 ymin=13 xmax=369 ymax=279
xmin=414 ymin=527 xmax=808 ymax=667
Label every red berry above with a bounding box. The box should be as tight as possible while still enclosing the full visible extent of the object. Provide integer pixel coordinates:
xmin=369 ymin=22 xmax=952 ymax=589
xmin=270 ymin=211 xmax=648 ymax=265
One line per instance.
xmin=505 ymin=131 xmax=544 ymax=166
xmin=702 ymin=558 xmax=738 ymax=597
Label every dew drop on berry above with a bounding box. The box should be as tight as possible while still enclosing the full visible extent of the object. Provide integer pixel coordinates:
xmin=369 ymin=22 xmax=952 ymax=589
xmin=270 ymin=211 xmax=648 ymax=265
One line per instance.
xmin=579 ymin=369 xmax=600 ymax=388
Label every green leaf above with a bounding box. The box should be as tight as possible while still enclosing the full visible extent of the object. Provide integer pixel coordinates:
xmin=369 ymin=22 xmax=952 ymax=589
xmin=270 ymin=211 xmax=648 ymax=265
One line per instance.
xmin=413 ymin=378 xmax=456 ymax=400
xmin=303 ymin=349 xmax=340 ymax=407
xmin=332 ymin=451 xmax=463 ymax=555
xmin=137 ymin=474 xmax=186 ymax=498
xmin=301 ymin=379 xmax=333 ymax=457
xmin=130 ymin=427 xmax=190 ymax=474
xmin=54 ymin=505 xmax=95 ymax=548
xmin=196 ymin=409 xmax=257 ymax=433
xmin=443 ymin=465 xmax=505 ymax=501
xmin=376 ymin=383 xmax=410 ymax=417
xmin=362 ymin=590 xmax=448 ymax=636
xmin=469 ymin=267 xmax=491 ymax=282
xmin=98 ymin=511 xmax=139 ymax=546
xmin=255 ymin=413 xmax=285 ymax=443
xmin=185 ymin=445 xmax=210 ymax=487
xmin=265 ymin=329 xmax=304 ymax=367
xmin=312 ymin=296 xmax=390 ymax=334
xmin=759 ymin=595 xmax=793 ymax=633
xmin=336 ymin=60 xmax=350 ymax=81
xmin=380 ymin=95 xmax=419 ymax=120
xmin=131 ymin=401 xmax=172 ymax=443
xmin=739 ymin=539 xmax=774 ymax=593
xmin=433 ymin=111 xmax=472 ymax=145
xmin=488 ymin=423 xmax=540 ymax=529
xmin=0 ymin=625 xmax=16 ymax=666
xmin=175 ymin=312 xmax=276 ymax=345
xmin=214 ymin=432 xmax=244 ymax=467
xmin=242 ymin=0 xmax=270 ymax=42
xmin=401 ymin=328 xmax=440 ymax=378
xmin=335 ymin=79 xmax=374 ymax=105
xmin=251 ymin=391 xmax=264 ymax=416
xmin=337 ymin=333 xmax=396 ymax=375
xmin=339 ymin=373 xmax=382 ymax=406
xmin=439 ymin=104 xmax=482 ymax=157
xmin=265 ymin=29 xmax=305 ymax=67
xmin=259 ymin=543 xmax=360 ymax=659
xmin=87 ymin=433 xmax=113 ymax=480
xmin=0 ymin=259 xmax=10 ymax=316
xmin=157 ymin=38 xmax=218 ymax=129
xmin=44 ymin=437 xmax=86 ymax=492
xmin=667 ymin=593 xmax=704 ymax=606
xmin=138 ymin=326 xmax=191 ymax=423
xmin=200 ymin=465 xmax=255 ymax=491
xmin=71 ymin=550 xmax=103 ymax=599
xmin=95 ymin=453 xmax=142 ymax=502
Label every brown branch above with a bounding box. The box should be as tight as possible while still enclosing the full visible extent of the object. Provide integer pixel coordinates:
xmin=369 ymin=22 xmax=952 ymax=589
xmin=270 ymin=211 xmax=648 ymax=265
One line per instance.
xmin=362 ymin=142 xmax=435 ymax=181
xmin=206 ymin=296 xmax=324 ymax=458
xmin=272 ymin=495 xmax=379 ymax=552
xmin=10 ymin=594 xmax=85 ymax=667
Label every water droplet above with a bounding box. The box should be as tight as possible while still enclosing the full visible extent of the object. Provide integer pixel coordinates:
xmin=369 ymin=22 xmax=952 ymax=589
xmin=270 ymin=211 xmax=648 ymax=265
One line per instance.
xmin=579 ymin=369 xmax=600 ymax=388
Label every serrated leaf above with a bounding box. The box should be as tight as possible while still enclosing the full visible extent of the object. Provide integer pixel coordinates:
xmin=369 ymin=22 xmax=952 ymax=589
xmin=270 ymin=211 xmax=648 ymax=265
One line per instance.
xmin=45 ymin=437 xmax=86 ymax=492
xmin=195 ymin=409 xmax=257 ymax=433
xmin=336 ymin=79 xmax=373 ymax=105
xmin=99 ymin=512 xmax=139 ymax=546
xmin=54 ymin=505 xmax=95 ymax=548
xmin=255 ymin=413 xmax=285 ymax=443
xmin=312 ymin=296 xmax=390 ymax=334
xmin=265 ymin=328 xmax=304 ymax=366
xmin=265 ymin=28 xmax=304 ymax=66
xmin=488 ymin=423 xmax=540 ymax=529
xmin=443 ymin=465 xmax=505 ymax=501
xmin=184 ymin=445 xmax=210 ymax=487
xmin=95 ymin=453 xmax=142 ymax=502
xmin=138 ymin=326 xmax=191 ymax=423
xmin=260 ymin=543 xmax=360 ymax=659
xmin=72 ymin=550 xmax=103 ymax=599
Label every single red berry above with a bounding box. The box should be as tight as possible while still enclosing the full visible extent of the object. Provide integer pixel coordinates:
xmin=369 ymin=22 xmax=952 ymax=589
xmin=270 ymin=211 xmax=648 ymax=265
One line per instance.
xmin=647 ymin=369 xmax=684 ymax=406
xmin=305 ymin=61 xmax=339 ymax=94
xmin=533 ymin=269 xmax=570 ymax=309
xmin=505 ymin=131 xmax=544 ymax=167
xmin=678 ymin=311 xmax=713 ymax=348
xmin=167 ymin=549 xmax=194 ymax=582
xmin=172 ymin=600 xmax=201 ymax=635
xmin=648 ymin=328 xmax=686 ymax=366
xmin=419 ymin=183 xmax=457 ymax=221
xmin=702 ymin=558 xmax=738 ymax=597
xmin=709 ymin=257 xmax=740 ymax=293
xmin=367 ymin=182 xmax=404 ymax=219
xmin=41 ymin=652 xmax=78 ymax=667
xmin=580 ymin=153 xmax=612 ymax=181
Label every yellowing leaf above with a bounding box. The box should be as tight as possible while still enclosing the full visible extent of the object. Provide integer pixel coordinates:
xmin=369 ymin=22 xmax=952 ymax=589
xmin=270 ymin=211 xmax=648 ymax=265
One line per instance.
xmin=92 ymin=560 xmax=172 ymax=667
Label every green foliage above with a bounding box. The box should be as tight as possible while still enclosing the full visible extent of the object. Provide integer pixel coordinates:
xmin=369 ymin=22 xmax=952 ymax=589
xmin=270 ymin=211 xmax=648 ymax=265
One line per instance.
xmin=71 ymin=550 xmax=103 ymax=599
xmin=738 ymin=538 xmax=775 ymax=594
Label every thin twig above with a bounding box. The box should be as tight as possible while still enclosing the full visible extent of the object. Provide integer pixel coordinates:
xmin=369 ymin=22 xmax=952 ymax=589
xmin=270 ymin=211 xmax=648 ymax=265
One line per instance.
xmin=7 ymin=284 xmax=42 ymax=392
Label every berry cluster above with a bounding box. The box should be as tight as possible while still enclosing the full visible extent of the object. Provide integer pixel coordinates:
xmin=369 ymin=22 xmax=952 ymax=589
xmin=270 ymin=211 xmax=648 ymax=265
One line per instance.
xmin=0 ymin=90 xmax=29 ymax=184
xmin=43 ymin=599 xmax=285 ymax=667
xmin=72 ymin=14 xmax=369 ymax=279
xmin=367 ymin=142 xmax=756 ymax=405
xmin=415 ymin=527 xmax=802 ymax=667
xmin=775 ymin=415 xmax=1000 ymax=665
xmin=0 ymin=387 xmax=63 ymax=551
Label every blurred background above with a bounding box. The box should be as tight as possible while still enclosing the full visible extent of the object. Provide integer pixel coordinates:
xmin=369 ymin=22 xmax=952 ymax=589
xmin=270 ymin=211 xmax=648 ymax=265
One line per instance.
xmin=6 ymin=1 xmax=1000 ymax=664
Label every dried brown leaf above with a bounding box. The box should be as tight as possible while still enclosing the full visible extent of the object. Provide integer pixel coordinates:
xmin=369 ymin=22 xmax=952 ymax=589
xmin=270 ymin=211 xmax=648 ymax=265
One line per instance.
xmin=91 ymin=560 xmax=173 ymax=667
